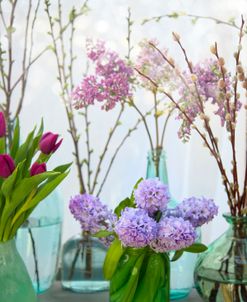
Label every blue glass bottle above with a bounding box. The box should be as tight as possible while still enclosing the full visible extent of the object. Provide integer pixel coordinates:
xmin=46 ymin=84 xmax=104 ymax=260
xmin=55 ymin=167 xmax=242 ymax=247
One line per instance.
xmin=146 ymin=149 xmax=198 ymax=300
xmin=15 ymin=191 xmax=63 ymax=293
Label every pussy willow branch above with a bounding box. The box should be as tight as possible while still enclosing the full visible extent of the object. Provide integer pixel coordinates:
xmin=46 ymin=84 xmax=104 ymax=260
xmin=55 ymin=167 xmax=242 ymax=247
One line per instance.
xmin=142 ymin=12 xmax=243 ymax=31
xmin=149 ymin=38 xmax=236 ymax=211
xmin=136 ymin=67 xmax=235 ymax=212
xmin=173 ymin=34 xmax=234 ymax=204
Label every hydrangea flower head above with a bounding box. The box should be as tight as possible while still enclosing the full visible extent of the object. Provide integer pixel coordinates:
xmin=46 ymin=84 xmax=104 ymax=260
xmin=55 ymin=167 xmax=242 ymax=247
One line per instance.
xmin=177 ymin=197 xmax=218 ymax=227
xmin=134 ymin=178 xmax=170 ymax=215
xmin=114 ymin=207 xmax=157 ymax=248
xmin=72 ymin=39 xmax=133 ymax=111
xmin=151 ymin=217 xmax=196 ymax=253
xmin=69 ymin=193 xmax=116 ymax=234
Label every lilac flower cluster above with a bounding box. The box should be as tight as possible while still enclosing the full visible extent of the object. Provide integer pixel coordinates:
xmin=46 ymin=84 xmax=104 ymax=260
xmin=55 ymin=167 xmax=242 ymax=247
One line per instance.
xmin=151 ymin=217 xmax=196 ymax=253
xmin=177 ymin=197 xmax=218 ymax=227
xmin=114 ymin=179 xmax=217 ymax=252
xmin=114 ymin=208 xmax=157 ymax=248
xmin=72 ymin=39 xmax=133 ymax=111
xmin=135 ymin=39 xmax=175 ymax=91
xmin=177 ymin=59 xmax=234 ymax=140
xmin=134 ymin=178 xmax=170 ymax=215
xmin=69 ymin=193 xmax=116 ymax=234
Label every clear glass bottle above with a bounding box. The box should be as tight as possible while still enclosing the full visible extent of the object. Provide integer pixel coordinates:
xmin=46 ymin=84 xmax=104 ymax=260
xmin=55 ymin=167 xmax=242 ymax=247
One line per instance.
xmin=61 ymin=233 xmax=109 ymax=293
xmin=15 ymin=191 xmax=62 ymax=294
xmin=0 ymin=239 xmax=36 ymax=302
xmin=146 ymin=148 xmax=199 ymax=300
xmin=194 ymin=214 xmax=247 ymax=302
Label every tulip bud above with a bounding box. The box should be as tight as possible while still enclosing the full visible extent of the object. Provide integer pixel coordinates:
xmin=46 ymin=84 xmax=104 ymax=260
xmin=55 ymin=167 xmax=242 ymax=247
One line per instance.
xmin=0 ymin=112 xmax=6 ymax=138
xmin=0 ymin=154 xmax=15 ymax=178
xmin=39 ymin=132 xmax=63 ymax=155
xmin=30 ymin=162 xmax=47 ymax=176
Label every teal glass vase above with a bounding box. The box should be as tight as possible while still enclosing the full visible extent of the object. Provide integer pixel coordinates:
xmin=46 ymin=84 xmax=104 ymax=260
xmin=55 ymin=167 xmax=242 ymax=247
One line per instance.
xmin=61 ymin=233 xmax=109 ymax=293
xmin=0 ymin=239 xmax=37 ymax=302
xmin=109 ymin=248 xmax=170 ymax=302
xmin=194 ymin=214 xmax=247 ymax=301
xmin=146 ymin=149 xmax=198 ymax=300
xmin=16 ymin=191 xmax=63 ymax=294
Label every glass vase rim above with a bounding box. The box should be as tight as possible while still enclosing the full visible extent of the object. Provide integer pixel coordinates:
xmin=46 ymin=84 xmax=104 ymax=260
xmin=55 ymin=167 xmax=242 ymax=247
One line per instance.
xmin=223 ymin=213 xmax=247 ymax=224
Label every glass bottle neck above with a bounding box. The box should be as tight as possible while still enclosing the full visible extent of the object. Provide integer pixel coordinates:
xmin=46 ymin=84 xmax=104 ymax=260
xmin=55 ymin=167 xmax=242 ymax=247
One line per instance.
xmin=146 ymin=148 xmax=169 ymax=185
xmin=223 ymin=213 xmax=247 ymax=238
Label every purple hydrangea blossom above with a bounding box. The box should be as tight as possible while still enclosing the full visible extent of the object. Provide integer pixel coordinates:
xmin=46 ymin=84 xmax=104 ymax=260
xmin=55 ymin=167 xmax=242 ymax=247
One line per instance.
xmin=151 ymin=217 xmax=196 ymax=253
xmin=72 ymin=39 xmax=133 ymax=111
xmin=134 ymin=178 xmax=170 ymax=215
xmin=69 ymin=193 xmax=116 ymax=235
xmin=177 ymin=197 xmax=218 ymax=227
xmin=114 ymin=207 xmax=157 ymax=248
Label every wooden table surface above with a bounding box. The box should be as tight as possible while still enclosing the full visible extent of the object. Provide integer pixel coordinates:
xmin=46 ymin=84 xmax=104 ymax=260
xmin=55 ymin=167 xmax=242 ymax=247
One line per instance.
xmin=38 ymin=283 xmax=202 ymax=301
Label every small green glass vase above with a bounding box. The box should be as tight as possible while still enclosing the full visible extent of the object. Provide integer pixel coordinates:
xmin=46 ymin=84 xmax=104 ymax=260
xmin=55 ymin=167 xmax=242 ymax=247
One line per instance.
xmin=0 ymin=239 xmax=36 ymax=302
xmin=109 ymin=248 xmax=170 ymax=302
xmin=146 ymin=148 xmax=198 ymax=300
xmin=194 ymin=213 xmax=247 ymax=302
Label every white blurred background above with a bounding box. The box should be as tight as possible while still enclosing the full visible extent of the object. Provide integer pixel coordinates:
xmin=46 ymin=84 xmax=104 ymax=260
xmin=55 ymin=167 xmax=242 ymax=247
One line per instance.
xmin=2 ymin=0 xmax=246 ymax=244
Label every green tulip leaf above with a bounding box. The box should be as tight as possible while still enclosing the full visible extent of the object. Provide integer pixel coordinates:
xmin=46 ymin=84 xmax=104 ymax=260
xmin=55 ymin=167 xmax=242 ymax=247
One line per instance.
xmin=10 ymin=118 xmax=20 ymax=158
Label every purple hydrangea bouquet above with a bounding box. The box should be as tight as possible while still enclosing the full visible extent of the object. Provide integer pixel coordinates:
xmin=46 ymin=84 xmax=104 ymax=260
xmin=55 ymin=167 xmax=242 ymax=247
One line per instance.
xmin=69 ymin=178 xmax=217 ymax=302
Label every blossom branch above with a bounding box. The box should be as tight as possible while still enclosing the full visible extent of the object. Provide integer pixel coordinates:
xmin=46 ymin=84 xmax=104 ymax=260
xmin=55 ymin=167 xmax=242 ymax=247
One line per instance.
xmin=96 ymin=108 xmax=153 ymax=197
xmin=91 ymin=104 xmax=125 ymax=193
xmin=45 ymin=0 xmax=87 ymax=194
xmin=136 ymin=67 xmax=234 ymax=211
xmin=142 ymin=12 xmax=243 ymax=31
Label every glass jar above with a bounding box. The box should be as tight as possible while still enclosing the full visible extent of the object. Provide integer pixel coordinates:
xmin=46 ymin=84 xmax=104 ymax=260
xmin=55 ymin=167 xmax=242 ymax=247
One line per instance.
xmin=0 ymin=239 xmax=36 ymax=302
xmin=16 ymin=191 xmax=62 ymax=293
xmin=146 ymin=148 xmax=199 ymax=300
xmin=194 ymin=213 xmax=247 ymax=301
xmin=61 ymin=233 xmax=109 ymax=293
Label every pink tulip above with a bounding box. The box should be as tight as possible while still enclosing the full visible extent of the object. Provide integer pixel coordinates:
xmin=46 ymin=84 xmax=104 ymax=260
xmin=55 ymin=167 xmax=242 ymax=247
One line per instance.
xmin=30 ymin=162 xmax=47 ymax=176
xmin=0 ymin=112 xmax=6 ymax=137
xmin=0 ymin=154 xmax=15 ymax=178
xmin=39 ymin=132 xmax=63 ymax=155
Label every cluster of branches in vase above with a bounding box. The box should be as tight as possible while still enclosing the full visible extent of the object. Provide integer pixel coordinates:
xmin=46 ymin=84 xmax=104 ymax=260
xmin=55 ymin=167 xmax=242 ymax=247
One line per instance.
xmin=138 ymin=15 xmax=247 ymax=216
